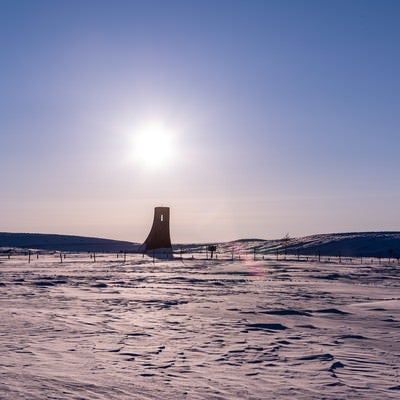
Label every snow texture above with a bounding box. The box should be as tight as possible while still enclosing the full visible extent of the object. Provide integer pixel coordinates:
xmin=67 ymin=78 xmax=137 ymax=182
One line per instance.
xmin=1 ymin=252 xmax=399 ymax=399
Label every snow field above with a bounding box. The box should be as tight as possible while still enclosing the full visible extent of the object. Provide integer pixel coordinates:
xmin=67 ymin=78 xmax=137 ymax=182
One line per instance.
xmin=0 ymin=254 xmax=399 ymax=399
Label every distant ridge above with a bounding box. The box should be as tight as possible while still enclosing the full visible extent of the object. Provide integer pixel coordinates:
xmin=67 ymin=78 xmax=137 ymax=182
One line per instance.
xmin=2 ymin=231 xmax=400 ymax=258
xmin=227 ymin=231 xmax=400 ymax=258
xmin=0 ymin=232 xmax=139 ymax=252
xmin=176 ymin=231 xmax=400 ymax=258
xmin=282 ymin=231 xmax=400 ymax=258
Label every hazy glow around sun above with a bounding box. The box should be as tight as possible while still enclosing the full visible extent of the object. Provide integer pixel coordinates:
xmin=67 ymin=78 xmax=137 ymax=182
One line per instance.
xmin=132 ymin=122 xmax=176 ymax=170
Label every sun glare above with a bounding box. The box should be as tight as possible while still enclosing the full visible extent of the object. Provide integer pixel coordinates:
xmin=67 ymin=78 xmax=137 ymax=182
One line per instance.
xmin=132 ymin=122 xmax=176 ymax=170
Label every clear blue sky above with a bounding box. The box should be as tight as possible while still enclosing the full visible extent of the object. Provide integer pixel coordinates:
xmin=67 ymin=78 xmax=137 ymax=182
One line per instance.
xmin=1 ymin=0 xmax=399 ymax=242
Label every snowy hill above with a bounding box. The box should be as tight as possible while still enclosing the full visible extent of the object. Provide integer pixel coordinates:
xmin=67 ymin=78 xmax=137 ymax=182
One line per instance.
xmin=175 ymin=232 xmax=400 ymax=259
xmin=0 ymin=232 xmax=139 ymax=252
xmin=277 ymin=231 xmax=400 ymax=258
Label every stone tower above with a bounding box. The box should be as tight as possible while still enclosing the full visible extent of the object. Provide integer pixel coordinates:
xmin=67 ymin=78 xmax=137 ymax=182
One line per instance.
xmin=143 ymin=207 xmax=172 ymax=252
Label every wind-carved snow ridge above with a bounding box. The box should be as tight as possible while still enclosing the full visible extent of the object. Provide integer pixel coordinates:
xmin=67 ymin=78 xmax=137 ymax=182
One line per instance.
xmin=0 ymin=253 xmax=399 ymax=399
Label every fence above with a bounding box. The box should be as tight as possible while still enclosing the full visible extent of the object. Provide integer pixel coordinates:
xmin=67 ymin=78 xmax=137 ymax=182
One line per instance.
xmin=1 ymin=247 xmax=399 ymax=266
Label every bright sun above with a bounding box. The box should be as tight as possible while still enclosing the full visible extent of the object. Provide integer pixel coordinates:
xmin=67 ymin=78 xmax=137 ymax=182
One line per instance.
xmin=133 ymin=122 xmax=176 ymax=170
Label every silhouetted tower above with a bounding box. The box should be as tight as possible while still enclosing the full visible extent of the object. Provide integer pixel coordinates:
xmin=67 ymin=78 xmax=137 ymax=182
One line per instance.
xmin=143 ymin=207 xmax=172 ymax=252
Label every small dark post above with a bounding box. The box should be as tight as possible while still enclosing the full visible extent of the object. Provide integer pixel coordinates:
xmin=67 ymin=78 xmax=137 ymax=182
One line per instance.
xmin=231 ymin=251 xmax=234 ymax=261
xmin=60 ymin=253 xmax=63 ymax=263
xmin=253 ymin=248 xmax=256 ymax=261
xmin=124 ymin=251 xmax=126 ymax=263
xmin=28 ymin=251 xmax=31 ymax=263
xmin=208 ymin=245 xmax=217 ymax=260
xmin=318 ymin=251 xmax=321 ymax=262
xmin=36 ymin=252 xmax=39 ymax=259
xmin=93 ymin=252 xmax=96 ymax=262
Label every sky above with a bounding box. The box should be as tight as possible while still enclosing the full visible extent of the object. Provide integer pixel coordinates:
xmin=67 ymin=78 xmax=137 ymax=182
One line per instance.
xmin=1 ymin=0 xmax=399 ymax=243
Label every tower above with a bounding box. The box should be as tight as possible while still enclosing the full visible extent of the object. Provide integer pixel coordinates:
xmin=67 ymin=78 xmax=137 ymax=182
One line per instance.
xmin=143 ymin=207 xmax=172 ymax=252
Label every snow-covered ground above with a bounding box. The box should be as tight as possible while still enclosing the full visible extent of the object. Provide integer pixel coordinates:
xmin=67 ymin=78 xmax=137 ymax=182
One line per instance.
xmin=1 ymin=253 xmax=399 ymax=399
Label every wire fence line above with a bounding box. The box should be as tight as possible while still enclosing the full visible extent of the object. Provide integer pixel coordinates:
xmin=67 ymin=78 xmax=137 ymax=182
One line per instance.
xmin=1 ymin=247 xmax=399 ymax=266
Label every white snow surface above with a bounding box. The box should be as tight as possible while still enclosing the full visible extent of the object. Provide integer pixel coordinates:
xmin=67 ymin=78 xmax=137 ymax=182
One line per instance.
xmin=1 ymin=253 xmax=400 ymax=399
